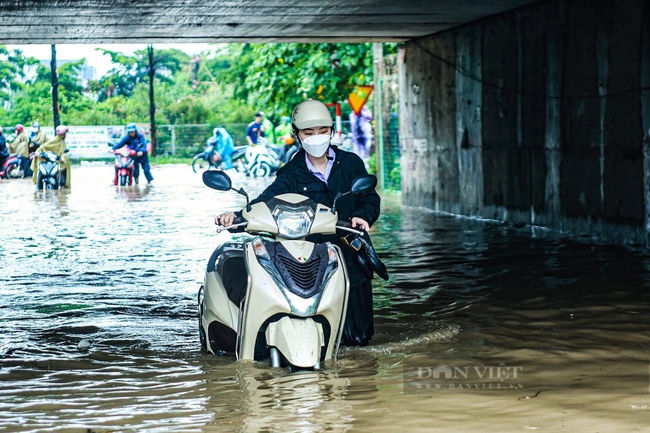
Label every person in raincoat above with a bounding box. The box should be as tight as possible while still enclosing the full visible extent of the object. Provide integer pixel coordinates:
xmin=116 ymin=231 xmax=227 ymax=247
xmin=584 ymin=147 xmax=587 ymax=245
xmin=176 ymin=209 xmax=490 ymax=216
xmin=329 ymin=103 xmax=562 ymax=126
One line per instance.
xmin=0 ymin=126 xmax=9 ymax=168
xmin=349 ymin=106 xmax=373 ymax=160
xmin=273 ymin=116 xmax=292 ymax=145
xmin=259 ymin=111 xmax=275 ymax=144
xmin=31 ymin=125 xmax=71 ymax=188
xmin=8 ymin=124 xmax=31 ymax=175
xmin=211 ymin=126 xmax=235 ymax=170
xmin=29 ymin=121 xmax=49 ymax=152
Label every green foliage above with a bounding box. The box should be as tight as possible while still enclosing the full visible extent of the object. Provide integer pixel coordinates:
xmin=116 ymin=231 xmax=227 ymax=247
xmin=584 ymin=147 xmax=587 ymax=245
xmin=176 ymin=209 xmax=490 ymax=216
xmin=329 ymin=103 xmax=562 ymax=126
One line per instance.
xmin=388 ymin=162 xmax=401 ymax=190
xmin=0 ymin=46 xmax=39 ymax=113
xmin=0 ymin=42 xmax=399 ymax=158
xmin=367 ymin=153 xmax=377 ymax=175
xmin=90 ymin=47 xmax=190 ymax=101
xmin=243 ymin=43 xmax=375 ymax=121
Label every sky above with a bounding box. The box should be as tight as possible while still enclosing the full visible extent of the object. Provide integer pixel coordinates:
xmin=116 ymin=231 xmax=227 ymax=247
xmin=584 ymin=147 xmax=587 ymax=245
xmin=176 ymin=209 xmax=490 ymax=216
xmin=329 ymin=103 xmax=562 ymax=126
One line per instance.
xmin=6 ymin=43 xmax=214 ymax=79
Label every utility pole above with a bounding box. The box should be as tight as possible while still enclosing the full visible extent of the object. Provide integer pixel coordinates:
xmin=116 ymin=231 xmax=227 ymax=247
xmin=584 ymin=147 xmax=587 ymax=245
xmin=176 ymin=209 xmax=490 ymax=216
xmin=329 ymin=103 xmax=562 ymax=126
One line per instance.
xmin=147 ymin=44 xmax=157 ymax=157
xmin=50 ymin=44 xmax=60 ymax=129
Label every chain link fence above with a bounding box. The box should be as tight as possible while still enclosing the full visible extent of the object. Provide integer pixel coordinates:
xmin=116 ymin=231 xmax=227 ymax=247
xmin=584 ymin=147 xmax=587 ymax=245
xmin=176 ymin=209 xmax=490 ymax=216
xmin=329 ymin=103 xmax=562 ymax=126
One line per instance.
xmin=155 ymin=123 xmax=249 ymax=158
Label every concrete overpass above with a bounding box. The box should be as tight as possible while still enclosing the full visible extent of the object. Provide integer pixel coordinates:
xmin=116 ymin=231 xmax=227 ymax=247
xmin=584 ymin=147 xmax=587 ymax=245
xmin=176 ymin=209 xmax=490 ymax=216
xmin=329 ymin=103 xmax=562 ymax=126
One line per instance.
xmin=2 ymin=0 xmax=650 ymax=245
xmin=1 ymin=0 xmax=537 ymax=43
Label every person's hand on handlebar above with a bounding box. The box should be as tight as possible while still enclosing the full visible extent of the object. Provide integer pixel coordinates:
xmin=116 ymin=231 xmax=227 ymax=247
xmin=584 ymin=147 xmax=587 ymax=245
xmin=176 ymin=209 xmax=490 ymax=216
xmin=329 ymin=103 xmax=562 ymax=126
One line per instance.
xmin=215 ymin=212 xmax=237 ymax=227
xmin=351 ymin=217 xmax=370 ymax=232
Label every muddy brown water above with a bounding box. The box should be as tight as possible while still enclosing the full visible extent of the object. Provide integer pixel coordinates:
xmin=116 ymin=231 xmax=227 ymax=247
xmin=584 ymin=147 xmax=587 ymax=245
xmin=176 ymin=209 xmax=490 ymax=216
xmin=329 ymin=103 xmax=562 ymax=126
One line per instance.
xmin=1 ymin=164 xmax=648 ymax=432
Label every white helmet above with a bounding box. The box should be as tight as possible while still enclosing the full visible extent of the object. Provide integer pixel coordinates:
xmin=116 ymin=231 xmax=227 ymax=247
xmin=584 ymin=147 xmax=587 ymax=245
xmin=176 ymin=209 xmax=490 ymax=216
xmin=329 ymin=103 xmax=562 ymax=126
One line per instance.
xmin=291 ymin=100 xmax=333 ymax=130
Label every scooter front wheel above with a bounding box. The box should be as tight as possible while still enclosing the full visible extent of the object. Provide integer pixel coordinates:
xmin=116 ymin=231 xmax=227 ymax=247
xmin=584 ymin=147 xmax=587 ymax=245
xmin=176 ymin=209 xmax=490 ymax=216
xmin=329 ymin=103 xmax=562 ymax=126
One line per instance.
xmin=6 ymin=162 xmax=24 ymax=179
xmin=252 ymin=162 xmax=271 ymax=177
xmin=119 ymin=174 xmax=127 ymax=186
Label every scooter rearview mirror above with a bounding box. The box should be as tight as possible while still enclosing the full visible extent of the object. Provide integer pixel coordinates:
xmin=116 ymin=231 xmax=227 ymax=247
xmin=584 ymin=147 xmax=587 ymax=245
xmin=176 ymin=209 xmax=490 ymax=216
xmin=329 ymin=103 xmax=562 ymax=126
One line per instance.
xmin=202 ymin=170 xmax=252 ymax=211
xmin=332 ymin=175 xmax=377 ymax=214
xmin=202 ymin=170 xmax=232 ymax=191
xmin=350 ymin=175 xmax=377 ymax=193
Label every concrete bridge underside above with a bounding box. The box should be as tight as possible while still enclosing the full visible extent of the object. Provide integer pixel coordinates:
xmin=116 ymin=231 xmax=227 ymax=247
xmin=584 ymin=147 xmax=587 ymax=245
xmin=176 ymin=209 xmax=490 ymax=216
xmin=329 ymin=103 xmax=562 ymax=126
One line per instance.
xmin=0 ymin=0 xmax=537 ymax=43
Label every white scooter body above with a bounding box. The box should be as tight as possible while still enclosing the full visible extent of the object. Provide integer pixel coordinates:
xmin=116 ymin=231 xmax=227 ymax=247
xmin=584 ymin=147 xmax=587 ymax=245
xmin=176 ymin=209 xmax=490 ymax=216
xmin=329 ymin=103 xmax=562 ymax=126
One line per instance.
xmin=199 ymin=183 xmax=360 ymax=369
xmin=243 ymin=138 xmax=283 ymax=177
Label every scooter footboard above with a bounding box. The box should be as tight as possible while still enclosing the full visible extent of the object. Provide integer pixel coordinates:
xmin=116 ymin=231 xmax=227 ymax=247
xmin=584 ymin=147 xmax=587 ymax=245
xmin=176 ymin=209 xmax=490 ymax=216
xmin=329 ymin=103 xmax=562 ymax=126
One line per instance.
xmin=265 ymin=316 xmax=324 ymax=368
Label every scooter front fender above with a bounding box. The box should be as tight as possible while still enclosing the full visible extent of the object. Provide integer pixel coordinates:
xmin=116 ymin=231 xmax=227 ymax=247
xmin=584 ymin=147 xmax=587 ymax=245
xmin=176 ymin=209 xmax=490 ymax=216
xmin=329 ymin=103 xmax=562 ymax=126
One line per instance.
xmin=265 ymin=316 xmax=324 ymax=368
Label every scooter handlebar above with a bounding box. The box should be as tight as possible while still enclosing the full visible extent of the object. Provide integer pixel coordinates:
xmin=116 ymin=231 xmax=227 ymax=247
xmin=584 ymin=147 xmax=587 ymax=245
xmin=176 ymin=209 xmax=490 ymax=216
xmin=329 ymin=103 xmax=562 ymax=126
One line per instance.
xmin=216 ymin=220 xmax=247 ymax=233
xmin=336 ymin=220 xmax=365 ymax=235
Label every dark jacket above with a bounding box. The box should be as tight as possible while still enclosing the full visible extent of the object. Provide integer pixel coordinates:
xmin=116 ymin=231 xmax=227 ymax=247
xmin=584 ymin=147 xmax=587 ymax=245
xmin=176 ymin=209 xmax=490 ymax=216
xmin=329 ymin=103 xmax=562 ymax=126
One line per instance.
xmin=114 ymin=133 xmax=147 ymax=153
xmin=249 ymin=145 xmax=381 ymax=287
xmin=0 ymin=134 xmax=8 ymax=160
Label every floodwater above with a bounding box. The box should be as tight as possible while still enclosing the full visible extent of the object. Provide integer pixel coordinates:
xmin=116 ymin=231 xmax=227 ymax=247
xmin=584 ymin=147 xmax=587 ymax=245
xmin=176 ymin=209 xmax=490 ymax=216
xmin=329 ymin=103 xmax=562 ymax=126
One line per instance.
xmin=1 ymin=164 xmax=648 ymax=433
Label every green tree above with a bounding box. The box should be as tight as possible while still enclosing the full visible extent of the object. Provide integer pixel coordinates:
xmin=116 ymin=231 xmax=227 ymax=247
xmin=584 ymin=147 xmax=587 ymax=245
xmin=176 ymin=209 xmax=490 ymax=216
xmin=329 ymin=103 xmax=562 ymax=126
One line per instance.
xmin=2 ymin=59 xmax=90 ymax=126
xmin=243 ymin=43 xmax=375 ymax=120
xmin=90 ymin=47 xmax=191 ymax=101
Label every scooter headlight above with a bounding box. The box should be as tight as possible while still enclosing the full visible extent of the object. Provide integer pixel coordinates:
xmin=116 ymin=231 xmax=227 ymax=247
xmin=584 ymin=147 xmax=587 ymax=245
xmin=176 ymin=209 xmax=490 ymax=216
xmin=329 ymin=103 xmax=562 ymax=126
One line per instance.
xmin=273 ymin=205 xmax=314 ymax=239
xmin=51 ymin=164 xmax=59 ymax=175
xmin=38 ymin=164 xmax=48 ymax=175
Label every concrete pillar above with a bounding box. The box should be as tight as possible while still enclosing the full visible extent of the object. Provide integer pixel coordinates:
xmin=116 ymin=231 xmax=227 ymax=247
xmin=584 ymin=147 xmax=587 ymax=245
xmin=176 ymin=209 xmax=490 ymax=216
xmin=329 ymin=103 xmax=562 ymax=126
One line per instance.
xmin=543 ymin=1 xmax=566 ymax=223
xmin=642 ymin=0 xmax=650 ymax=243
xmin=455 ymin=26 xmax=483 ymax=216
xmin=399 ymin=0 xmax=649 ymax=244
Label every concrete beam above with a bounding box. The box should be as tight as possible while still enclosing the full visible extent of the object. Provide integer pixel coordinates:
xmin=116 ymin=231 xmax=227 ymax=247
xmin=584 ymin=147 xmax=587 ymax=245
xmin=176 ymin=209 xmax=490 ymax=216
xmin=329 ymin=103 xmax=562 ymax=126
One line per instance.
xmin=0 ymin=0 xmax=539 ymax=43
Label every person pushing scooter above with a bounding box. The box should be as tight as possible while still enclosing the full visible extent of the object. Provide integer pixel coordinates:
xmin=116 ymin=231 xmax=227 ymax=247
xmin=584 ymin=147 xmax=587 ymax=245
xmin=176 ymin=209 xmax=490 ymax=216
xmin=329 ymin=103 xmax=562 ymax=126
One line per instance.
xmin=113 ymin=123 xmax=153 ymax=184
xmin=216 ymin=99 xmax=382 ymax=347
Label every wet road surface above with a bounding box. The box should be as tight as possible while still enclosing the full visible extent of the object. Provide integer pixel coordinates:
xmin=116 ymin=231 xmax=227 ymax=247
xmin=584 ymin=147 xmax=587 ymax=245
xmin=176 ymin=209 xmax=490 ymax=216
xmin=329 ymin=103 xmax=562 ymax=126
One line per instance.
xmin=1 ymin=164 xmax=649 ymax=432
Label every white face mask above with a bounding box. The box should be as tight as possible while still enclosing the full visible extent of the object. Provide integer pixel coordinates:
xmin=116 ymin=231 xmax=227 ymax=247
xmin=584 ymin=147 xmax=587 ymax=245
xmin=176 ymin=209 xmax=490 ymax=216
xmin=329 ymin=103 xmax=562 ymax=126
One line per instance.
xmin=301 ymin=134 xmax=330 ymax=157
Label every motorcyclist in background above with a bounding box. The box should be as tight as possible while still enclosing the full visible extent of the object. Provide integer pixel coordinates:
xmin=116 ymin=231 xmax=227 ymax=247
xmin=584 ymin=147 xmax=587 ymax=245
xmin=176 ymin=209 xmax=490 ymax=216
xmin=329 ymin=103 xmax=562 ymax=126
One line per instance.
xmin=31 ymin=125 xmax=71 ymax=188
xmin=211 ymin=127 xmax=235 ymax=170
xmin=113 ymin=123 xmax=153 ymax=184
xmin=29 ymin=121 xmax=49 ymax=153
xmin=0 ymin=126 xmax=8 ymax=168
xmin=274 ymin=116 xmax=292 ymax=145
xmin=216 ymin=99 xmax=382 ymax=347
xmin=8 ymin=124 xmax=31 ymax=176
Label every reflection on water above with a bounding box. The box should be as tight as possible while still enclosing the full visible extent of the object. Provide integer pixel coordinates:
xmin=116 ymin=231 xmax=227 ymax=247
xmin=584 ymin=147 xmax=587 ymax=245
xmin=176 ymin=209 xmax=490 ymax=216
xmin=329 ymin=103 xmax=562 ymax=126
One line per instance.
xmin=1 ymin=165 xmax=649 ymax=432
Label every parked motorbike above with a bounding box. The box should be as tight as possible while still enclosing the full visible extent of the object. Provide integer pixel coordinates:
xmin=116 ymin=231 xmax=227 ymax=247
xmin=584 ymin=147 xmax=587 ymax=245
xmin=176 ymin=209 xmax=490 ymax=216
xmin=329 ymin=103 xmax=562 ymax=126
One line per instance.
xmin=241 ymin=138 xmax=283 ymax=177
xmin=265 ymin=136 xmax=300 ymax=165
xmin=36 ymin=149 xmax=68 ymax=190
xmin=0 ymin=154 xmax=30 ymax=179
xmin=198 ymin=170 xmax=377 ymax=370
xmin=112 ymin=146 xmax=136 ymax=186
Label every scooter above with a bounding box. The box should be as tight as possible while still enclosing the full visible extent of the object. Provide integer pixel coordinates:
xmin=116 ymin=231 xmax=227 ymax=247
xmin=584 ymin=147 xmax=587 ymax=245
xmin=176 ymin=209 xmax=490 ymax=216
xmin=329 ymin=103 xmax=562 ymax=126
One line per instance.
xmin=0 ymin=154 xmax=30 ymax=179
xmin=113 ymin=145 xmax=136 ymax=186
xmin=192 ymin=140 xmax=248 ymax=173
xmin=242 ymin=138 xmax=283 ymax=177
xmin=265 ymin=139 xmax=300 ymax=165
xmin=36 ymin=149 xmax=68 ymax=190
xmin=198 ymin=170 xmax=377 ymax=370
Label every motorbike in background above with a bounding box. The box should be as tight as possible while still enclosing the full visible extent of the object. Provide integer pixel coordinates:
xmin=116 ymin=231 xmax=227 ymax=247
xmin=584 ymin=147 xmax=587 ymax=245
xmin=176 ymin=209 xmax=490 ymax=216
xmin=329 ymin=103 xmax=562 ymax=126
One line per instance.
xmin=192 ymin=140 xmax=248 ymax=174
xmin=112 ymin=146 xmax=136 ymax=186
xmin=266 ymin=134 xmax=300 ymax=165
xmin=0 ymin=154 xmax=31 ymax=179
xmin=241 ymin=138 xmax=283 ymax=177
xmin=36 ymin=149 xmax=68 ymax=190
